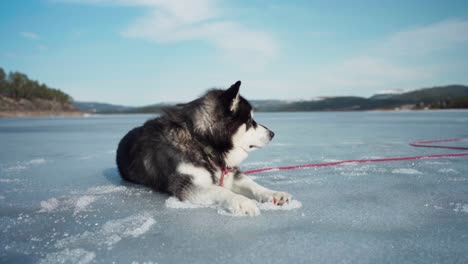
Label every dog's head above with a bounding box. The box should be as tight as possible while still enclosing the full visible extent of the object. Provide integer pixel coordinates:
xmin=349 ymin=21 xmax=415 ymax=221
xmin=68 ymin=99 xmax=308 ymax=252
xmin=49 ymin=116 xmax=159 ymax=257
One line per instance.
xmin=220 ymin=81 xmax=275 ymax=153
xmin=189 ymin=81 xmax=274 ymax=166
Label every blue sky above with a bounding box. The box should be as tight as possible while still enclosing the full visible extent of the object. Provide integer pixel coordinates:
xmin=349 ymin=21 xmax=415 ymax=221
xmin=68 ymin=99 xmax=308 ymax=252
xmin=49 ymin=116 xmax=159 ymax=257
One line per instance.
xmin=1 ymin=0 xmax=468 ymax=106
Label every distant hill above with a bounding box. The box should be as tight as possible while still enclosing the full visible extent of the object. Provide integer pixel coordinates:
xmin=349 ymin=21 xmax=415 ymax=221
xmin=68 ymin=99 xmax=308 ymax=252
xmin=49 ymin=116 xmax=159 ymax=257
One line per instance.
xmin=73 ymin=101 xmax=177 ymax=114
xmin=74 ymin=84 xmax=468 ymax=114
xmin=385 ymin=85 xmax=468 ymax=102
xmin=0 ymin=67 xmax=81 ymax=117
xmin=73 ymin=101 xmax=136 ymax=113
xmin=122 ymin=103 xmax=171 ymax=114
xmin=254 ymin=84 xmax=468 ymax=112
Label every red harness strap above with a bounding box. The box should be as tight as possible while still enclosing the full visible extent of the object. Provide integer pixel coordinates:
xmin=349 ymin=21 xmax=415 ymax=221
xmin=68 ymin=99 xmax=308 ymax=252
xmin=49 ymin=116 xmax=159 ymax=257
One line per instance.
xmin=218 ymin=166 xmax=235 ymax=187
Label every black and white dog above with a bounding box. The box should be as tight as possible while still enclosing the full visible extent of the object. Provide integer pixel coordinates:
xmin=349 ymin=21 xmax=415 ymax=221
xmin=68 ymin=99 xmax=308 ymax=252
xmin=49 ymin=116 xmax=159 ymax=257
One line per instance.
xmin=116 ymin=81 xmax=291 ymax=216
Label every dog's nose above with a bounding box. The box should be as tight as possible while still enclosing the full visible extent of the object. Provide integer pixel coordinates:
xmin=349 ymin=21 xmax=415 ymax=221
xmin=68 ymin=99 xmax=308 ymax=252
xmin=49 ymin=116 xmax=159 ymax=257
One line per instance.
xmin=269 ymin=130 xmax=275 ymax=139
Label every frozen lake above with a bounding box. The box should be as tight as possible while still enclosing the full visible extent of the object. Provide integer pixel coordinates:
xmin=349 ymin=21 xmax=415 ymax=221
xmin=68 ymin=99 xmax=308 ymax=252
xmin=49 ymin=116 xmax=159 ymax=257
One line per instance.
xmin=1 ymin=111 xmax=468 ymax=263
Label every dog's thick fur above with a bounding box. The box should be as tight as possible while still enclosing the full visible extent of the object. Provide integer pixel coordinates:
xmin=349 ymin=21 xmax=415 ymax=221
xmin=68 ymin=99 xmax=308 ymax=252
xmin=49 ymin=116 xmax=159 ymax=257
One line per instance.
xmin=116 ymin=81 xmax=291 ymax=216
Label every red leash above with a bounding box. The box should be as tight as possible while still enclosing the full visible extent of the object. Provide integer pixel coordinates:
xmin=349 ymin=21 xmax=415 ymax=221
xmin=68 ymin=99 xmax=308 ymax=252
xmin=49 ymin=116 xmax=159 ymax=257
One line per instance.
xmin=218 ymin=166 xmax=235 ymax=187
xmin=243 ymin=138 xmax=468 ymax=175
xmin=409 ymin=138 xmax=468 ymax=150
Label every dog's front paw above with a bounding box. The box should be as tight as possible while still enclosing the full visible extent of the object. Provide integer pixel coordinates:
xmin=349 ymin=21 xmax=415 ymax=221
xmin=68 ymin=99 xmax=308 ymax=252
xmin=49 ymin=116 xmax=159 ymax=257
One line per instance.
xmin=263 ymin=191 xmax=291 ymax=206
xmin=228 ymin=195 xmax=260 ymax=216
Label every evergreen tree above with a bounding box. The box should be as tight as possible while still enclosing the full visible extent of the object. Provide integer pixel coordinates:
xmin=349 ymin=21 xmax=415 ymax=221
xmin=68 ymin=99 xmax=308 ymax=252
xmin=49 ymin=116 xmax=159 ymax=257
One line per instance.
xmin=0 ymin=66 xmax=72 ymax=103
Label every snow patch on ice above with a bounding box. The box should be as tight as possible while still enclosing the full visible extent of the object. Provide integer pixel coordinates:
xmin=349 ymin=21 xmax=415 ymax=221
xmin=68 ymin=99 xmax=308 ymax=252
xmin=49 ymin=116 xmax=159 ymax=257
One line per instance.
xmin=38 ymin=185 xmax=127 ymax=214
xmin=101 ymin=213 xmax=156 ymax=239
xmin=424 ymin=203 xmax=444 ymax=210
xmin=165 ymin=196 xmax=302 ymax=216
xmin=3 ymin=164 xmax=27 ymax=172
xmin=74 ymin=195 xmax=96 ymax=215
xmin=424 ymin=161 xmax=450 ymax=165
xmin=392 ymin=168 xmax=422 ymax=175
xmin=438 ymin=168 xmax=458 ymax=174
xmin=0 ymin=178 xmax=19 ymax=183
xmin=1 ymin=158 xmax=47 ymax=173
xmin=452 ymin=203 xmax=468 ymax=214
xmin=39 ymin=248 xmax=95 ymax=264
xmin=28 ymin=158 xmax=46 ymax=165
xmin=340 ymin=171 xmax=367 ymax=177
xmin=39 ymin=198 xmax=60 ymax=213
xmin=55 ymin=212 xmax=156 ymax=249
xmin=447 ymin=177 xmax=467 ymax=182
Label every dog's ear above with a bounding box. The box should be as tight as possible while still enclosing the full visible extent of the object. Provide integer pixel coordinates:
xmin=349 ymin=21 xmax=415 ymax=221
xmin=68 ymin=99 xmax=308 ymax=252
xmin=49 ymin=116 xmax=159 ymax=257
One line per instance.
xmin=222 ymin=81 xmax=241 ymax=112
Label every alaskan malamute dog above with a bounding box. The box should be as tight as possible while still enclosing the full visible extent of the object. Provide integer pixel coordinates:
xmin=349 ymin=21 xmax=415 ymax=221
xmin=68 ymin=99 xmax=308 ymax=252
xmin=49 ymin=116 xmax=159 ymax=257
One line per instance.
xmin=116 ymin=81 xmax=291 ymax=216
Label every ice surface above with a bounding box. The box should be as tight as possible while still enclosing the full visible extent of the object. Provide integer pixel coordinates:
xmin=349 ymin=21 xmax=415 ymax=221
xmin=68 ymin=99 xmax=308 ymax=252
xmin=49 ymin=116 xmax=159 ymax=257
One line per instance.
xmin=1 ymin=112 xmax=468 ymax=263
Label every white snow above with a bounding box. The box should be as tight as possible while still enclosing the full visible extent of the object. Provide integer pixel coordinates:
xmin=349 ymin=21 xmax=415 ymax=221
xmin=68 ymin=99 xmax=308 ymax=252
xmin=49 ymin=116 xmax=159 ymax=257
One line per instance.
xmin=165 ymin=196 xmax=302 ymax=216
xmin=37 ymin=185 xmax=128 ymax=214
xmin=0 ymin=178 xmax=19 ymax=183
xmin=55 ymin=213 xmax=156 ymax=249
xmin=392 ymin=168 xmax=422 ymax=174
xmin=39 ymin=198 xmax=60 ymax=213
xmin=117 ymin=217 xmax=156 ymax=237
xmin=39 ymin=248 xmax=96 ymax=264
xmin=74 ymin=196 xmax=96 ymax=215
xmin=1 ymin=158 xmax=47 ymax=173
xmin=438 ymin=168 xmax=458 ymax=173
xmin=3 ymin=164 xmax=27 ymax=172
xmin=28 ymin=158 xmax=47 ymax=165
xmin=453 ymin=203 xmax=468 ymax=214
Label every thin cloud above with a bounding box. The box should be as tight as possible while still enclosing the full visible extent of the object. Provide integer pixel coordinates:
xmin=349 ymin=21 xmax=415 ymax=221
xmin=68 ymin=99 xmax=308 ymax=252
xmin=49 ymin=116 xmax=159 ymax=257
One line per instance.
xmin=305 ymin=18 xmax=468 ymax=95
xmin=20 ymin=31 xmax=40 ymax=39
xmin=55 ymin=0 xmax=278 ymax=62
xmin=120 ymin=1 xmax=278 ymax=62
xmin=376 ymin=19 xmax=468 ymax=57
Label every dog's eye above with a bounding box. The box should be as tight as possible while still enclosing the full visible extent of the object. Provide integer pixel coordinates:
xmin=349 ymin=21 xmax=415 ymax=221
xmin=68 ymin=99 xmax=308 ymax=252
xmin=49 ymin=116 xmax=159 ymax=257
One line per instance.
xmin=248 ymin=118 xmax=257 ymax=129
xmin=245 ymin=118 xmax=253 ymax=129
